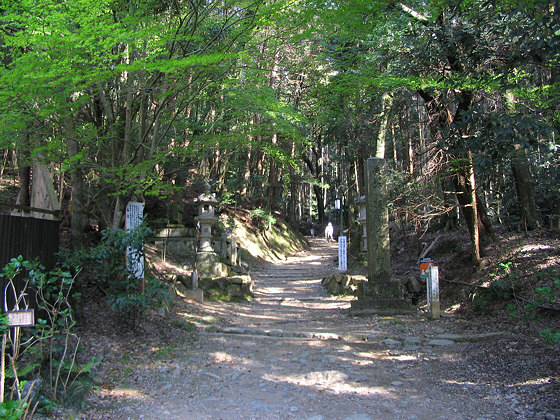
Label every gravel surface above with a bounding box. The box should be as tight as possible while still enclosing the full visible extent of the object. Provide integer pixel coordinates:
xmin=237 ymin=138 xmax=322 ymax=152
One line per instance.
xmin=72 ymin=238 xmax=559 ymax=420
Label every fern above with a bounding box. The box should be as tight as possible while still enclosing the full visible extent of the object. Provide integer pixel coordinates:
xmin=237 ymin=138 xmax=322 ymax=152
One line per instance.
xmin=3 ymin=363 xmax=39 ymax=379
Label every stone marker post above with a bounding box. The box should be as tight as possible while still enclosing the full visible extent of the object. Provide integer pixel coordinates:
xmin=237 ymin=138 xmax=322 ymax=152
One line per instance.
xmin=338 ymin=235 xmax=347 ymax=272
xmin=125 ymin=201 xmax=145 ymax=292
xmin=351 ymin=157 xmax=412 ymax=314
xmin=427 ymin=265 xmax=440 ymax=319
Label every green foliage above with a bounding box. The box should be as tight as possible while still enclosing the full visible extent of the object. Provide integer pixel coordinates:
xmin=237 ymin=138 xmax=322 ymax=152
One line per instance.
xmin=250 ymin=208 xmax=276 ymax=231
xmin=0 ymin=256 xmax=95 ymax=413
xmin=472 ymin=280 xmax=515 ymax=311
xmin=473 ymin=261 xmax=519 ymax=310
xmin=0 ymin=399 xmax=26 ymax=420
xmin=1 ymin=363 xmax=40 ymax=380
xmin=206 ymin=288 xmax=252 ymax=302
xmin=505 ymin=266 xmax=560 ymax=344
xmin=539 ymin=329 xmax=560 ymax=344
xmin=0 ymin=312 xmax=9 ymax=336
xmin=219 ymin=191 xmax=238 ymax=208
xmin=60 ymin=223 xmax=168 ymax=329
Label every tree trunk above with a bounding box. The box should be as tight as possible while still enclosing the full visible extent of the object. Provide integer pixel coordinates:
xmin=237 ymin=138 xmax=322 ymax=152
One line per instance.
xmin=287 ymin=140 xmax=298 ymax=223
xmin=241 ymin=147 xmax=252 ymax=196
xmin=375 ymin=93 xmax=393 ymax=159
xmin=345 ymin=161 xmax=356 ymax=231
xmin=313 ymin=184 xmax=325 ymax=223
xmin=467 ymin=151 xmax=480 ymax=265
xmin=356 ymin=154 xmax=366 ymax=196
xmin=511 ymin=148 xmax=540 ymax=231
xmin=15 ymin=162 xmax=31 ymax=208
xmin=65 ymin=113 xmax=86 ymax=249
xmin=266 ymin=133 xmax=278 ymax=210
xmin=0 ymin=149 xmax=10 ymax=178
xmin=451 ymin=153 xmax=493 ymax=259
xmin=418 ymin=86 xmax=493 ymax=260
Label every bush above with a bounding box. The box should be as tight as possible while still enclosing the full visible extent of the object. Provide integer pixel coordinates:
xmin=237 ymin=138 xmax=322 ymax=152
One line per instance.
xmin=503 ymin=265 xmax=560 ymax=344
xmin=250 ymin=208 xmax=276 ymax=231
xmin=59 ymin=223 xmax=169 ymax=329
xmin=1 ymin=257 xmax=96 ymax=416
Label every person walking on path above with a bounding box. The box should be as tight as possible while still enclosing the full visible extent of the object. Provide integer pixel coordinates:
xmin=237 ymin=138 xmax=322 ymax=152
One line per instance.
xmin=310 ymin=222 xmax=315 ymax=238
xmin=325 ymin=222 xmax=334 ymax=241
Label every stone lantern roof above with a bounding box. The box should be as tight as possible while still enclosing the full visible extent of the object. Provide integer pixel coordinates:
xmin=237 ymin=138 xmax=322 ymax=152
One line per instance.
xmin=195 ymin=182 xmax=219 ymax=218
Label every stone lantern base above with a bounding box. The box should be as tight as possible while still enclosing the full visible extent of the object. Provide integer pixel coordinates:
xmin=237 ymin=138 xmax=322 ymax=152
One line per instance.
xmin=196 ymin=251 xmax=230 ymax=278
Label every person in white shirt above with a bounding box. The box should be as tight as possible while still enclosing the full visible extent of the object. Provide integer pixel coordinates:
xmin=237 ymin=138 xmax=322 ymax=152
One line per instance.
xmin=325 ymin=222 xmax=334 ymax=241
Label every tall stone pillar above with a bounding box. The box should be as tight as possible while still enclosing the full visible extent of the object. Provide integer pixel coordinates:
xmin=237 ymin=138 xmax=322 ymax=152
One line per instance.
xmin=351 ymin=158 xmax=412 ymax=314
xmin=366 ymin=158 xmax=391 ymax=282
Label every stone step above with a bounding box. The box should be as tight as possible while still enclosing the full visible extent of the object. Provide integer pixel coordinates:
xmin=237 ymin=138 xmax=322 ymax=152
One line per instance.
xmin=205 ymin=325 xmax=510 ymax=346
xmin=254 ymin=297 xmax=333 ymax=302
xmin=255 ymin=276 xmax=330 ymax=279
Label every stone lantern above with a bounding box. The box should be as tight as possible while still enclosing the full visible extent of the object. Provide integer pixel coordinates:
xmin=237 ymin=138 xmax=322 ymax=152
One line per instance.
xmin=194 ymin=183 xmax=228 ymax=278
xmin=195 ymin=183 xmax=219 ymax=253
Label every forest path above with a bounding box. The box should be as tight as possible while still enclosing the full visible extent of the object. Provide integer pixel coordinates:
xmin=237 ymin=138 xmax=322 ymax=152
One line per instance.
xmin=204 ymin=237 xmax=357 ymax=336
xmin=82 ymin=237 xmax=554 ymax=420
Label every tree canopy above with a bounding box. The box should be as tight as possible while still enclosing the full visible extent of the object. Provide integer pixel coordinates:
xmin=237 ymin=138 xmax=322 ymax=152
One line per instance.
xmin=0 ymin=0 xmax=558 ymax=256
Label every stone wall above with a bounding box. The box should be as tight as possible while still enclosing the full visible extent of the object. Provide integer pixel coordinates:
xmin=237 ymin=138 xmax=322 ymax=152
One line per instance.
xmin=153 ymin=225 xmax=239 ymax=266
xmin=321 ymin=274 xmax=367 ymax=296
xmin=199 ymin=275 xmax=253 ymax=300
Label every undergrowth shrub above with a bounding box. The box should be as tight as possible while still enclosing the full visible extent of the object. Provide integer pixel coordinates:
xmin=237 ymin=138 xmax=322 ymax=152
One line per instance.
xmin=480 ymin=262 xmax=560 ymax=344
xmin=1 ymin=257 xmax=97 ymax=417
xmin=59 ymin=223 xmax=169 ymax=329
xmin=250 ymin=208 xmax=276 ymax=231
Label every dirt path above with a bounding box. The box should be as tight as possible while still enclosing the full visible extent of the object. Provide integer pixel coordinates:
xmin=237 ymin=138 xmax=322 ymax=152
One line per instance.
xmin=81 ymin=238 xmax=559 ymax=420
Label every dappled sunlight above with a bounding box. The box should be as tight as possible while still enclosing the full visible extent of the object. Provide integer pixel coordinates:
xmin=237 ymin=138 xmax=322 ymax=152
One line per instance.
xmin=260 ymin=370 xmax=400 ymax=398
xmin=209 ymin=351 xmax=239 ymax=364
xmin=384 ymin=354 xmax=418 ymax=362
xmin=512 ymin=377 xmax=556 ymax=387
xmin=257 ymin=286 xmax=289 ymax=294
xmin=105 ymin=387 xmax=147 ymax=400
xmin=80 ymin=230 xmax=559 ymax=419
xmin=519 ymin=244 xmax=555 ymax=254
xmin=177 ymin=311 xmax=219 ymax=327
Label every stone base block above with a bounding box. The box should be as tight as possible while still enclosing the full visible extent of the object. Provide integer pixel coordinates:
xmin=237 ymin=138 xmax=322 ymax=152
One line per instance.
xmin=351 ymin=280 xmax=414 ymax=315
xmin=196 ymin=252 xmax=230 ymax=277
xmin=357 ymin=280 xmax=408 ymax=300
xmin=350 ymin=299 xmax=416 ymax=315
xmin=183 ymin=288 xmax=204 ymax=303
xmin=321 ymin=274 xmax=367 ymax=296
xmin=198 ymin=275 xmax=254 ymax=300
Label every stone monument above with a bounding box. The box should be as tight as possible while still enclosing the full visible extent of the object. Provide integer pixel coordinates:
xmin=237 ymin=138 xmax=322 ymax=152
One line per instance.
xmin=351 ymin=157 xmax=412 ymax=314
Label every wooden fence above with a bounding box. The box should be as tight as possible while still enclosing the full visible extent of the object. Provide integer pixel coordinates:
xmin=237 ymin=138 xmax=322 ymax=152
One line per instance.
xmin=0 ymin=214 xmax=60 ymax=310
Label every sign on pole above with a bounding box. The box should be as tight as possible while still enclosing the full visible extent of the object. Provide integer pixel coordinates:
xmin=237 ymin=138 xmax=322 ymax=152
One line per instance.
xmin=125 ymin=201 xmax=144 ymax=282
xmin=338 ymin=235 xmax=347 ymax=272
xmin=419 ymin=257 xmax=435 ymax=279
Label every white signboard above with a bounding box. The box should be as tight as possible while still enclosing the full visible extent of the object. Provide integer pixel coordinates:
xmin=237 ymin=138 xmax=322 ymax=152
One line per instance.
xmin=126 ymin=201 xmax=144 ymax=279
xmin=6 ymin=309 xmax=35 ymax=327
xmin=338 ymin=235 xmax=347 ymax=272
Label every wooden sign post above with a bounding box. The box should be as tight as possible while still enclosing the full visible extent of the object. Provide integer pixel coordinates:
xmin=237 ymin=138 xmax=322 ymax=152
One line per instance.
xmin=427 ymin=265 xmax=440 ymax=319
